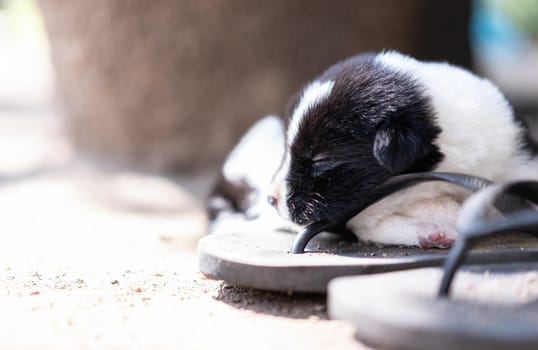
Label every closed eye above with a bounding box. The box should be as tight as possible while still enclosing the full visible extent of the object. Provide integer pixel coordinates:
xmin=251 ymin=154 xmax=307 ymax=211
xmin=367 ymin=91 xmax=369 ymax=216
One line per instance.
xmin=312 ymin=154 xmax=347 ymax=176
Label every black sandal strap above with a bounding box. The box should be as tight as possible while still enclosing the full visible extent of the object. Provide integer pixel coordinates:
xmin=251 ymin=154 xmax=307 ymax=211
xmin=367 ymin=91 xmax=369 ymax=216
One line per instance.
xmin=290 ymin=221 xmax=334 ymax=254
xmin=438 ymin=181 xmax=538 ymax=297
xmin=291 ymin=172 xmax=499 ymax=254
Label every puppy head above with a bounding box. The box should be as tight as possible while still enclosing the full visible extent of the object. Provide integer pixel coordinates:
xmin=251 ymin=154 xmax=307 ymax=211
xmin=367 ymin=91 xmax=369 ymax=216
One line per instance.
xmin=270 ymin=54 xmax=444 ymax=226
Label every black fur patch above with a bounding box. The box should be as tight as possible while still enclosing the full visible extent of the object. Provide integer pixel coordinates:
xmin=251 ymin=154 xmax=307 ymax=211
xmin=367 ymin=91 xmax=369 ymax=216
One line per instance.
xmin=284 ymin=54 xmax=443 ymax=225
xmin=207 ymin=174 xmax=254 ymax=221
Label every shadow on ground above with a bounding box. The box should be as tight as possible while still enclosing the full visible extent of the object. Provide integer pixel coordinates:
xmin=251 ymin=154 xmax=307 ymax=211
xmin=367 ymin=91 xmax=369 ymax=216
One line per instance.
xmin=215 ymin=282 xmax=328 ymax=319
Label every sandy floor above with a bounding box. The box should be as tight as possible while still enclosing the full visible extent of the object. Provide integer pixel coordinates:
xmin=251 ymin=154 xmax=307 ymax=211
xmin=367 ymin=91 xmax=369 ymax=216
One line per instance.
xmin=0 ymin=110 xmax=365 ymax=350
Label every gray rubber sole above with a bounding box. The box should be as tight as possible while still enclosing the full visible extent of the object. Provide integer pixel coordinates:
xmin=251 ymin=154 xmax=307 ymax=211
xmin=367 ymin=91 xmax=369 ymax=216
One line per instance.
xmin=328 ymin=264 xmax=538 ymax=350
xmin=198 ymin=229 xmax=538 ymax=293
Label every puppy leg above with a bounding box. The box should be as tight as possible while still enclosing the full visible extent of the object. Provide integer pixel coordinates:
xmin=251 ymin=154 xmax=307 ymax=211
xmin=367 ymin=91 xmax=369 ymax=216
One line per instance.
xmin=347 ymin=195 xmax=461 ymax=248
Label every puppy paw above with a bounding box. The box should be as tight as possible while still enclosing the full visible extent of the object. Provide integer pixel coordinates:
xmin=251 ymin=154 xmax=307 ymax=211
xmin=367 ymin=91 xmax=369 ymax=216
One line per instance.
xmin=348 ymin=214 xmax=459 ymax=248
xmin=348 ymin=192 xmax=463 ymax=248
xmin=418 ymin=231 xmax=457 ymax=249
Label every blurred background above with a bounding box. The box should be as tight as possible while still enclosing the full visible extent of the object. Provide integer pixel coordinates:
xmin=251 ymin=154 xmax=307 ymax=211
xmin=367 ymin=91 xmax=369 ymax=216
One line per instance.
xmin=1 ymin=1 xmax=538 ymax=349
xmin=1 ymin=0 xmax=537 ymax=176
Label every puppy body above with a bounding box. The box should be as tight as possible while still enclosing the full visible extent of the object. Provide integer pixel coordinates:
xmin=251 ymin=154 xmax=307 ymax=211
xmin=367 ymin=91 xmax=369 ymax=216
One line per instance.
xmin=272 ymin=51 xmax=538 ymax=248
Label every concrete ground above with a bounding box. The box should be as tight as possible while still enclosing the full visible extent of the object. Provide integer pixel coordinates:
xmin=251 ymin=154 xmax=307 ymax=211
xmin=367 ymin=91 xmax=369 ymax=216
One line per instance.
xmin=0 ymin=109 xmax=365 ymax=349
xmin=0 ymin=7 xmax=365 ymax=347
xmin=3 ymin=4 xmax=538 ymax=348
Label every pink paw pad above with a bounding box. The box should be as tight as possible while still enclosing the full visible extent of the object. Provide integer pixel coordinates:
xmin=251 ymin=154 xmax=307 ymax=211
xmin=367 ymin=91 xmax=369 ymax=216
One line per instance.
xmin=419 ymin=232 xmax=456 ymax=249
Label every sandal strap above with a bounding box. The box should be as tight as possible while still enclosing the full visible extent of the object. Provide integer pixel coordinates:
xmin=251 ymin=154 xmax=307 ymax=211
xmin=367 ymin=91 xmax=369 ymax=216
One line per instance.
xmin=292 ymin=172 xmax=497 ymax=254
xmin=438 ymin=181 xmax=538 ymax=297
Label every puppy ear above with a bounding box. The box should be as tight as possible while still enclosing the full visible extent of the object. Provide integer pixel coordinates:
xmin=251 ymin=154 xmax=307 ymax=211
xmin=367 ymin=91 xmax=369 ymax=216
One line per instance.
xmin=373 ymin=119 xmax=441 ymax=174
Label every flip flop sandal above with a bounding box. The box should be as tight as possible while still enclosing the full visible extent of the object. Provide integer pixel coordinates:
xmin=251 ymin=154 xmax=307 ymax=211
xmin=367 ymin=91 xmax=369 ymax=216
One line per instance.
xmin=199 ymin=173 xmax=538 ymax=293
xmin=201 ymin=117 xmax=538 ymax=293
xmin=328 ymin=181 xmax=538 ymax=350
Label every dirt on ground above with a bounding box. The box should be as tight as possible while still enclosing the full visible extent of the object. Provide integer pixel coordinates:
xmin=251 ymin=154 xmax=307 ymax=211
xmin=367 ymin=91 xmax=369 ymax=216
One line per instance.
xmin=0 ymin=110 xmax=366 ymax=350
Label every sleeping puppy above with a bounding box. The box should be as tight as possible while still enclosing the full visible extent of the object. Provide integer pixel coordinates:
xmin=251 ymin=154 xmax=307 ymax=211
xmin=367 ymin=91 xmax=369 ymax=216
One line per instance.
xmin=269 ymin=51 xmax=538 ymax=248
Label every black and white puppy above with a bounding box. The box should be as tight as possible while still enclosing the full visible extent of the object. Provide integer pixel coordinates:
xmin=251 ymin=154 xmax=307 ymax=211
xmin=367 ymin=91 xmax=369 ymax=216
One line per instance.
xmin=270 ymin=51 xmax=538 ymax=248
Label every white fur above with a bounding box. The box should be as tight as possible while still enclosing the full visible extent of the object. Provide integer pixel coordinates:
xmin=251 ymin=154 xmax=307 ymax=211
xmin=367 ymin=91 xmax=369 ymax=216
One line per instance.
xmin=376 ymin=51 xmax=534 ymax=181
xmin=222 ymin=116 xmax=288 ymax=223
xmin=269 ymin=151 xmax=304 ymax=233
xmin=346 ymin=52 xmax=538 ymax=247
xmin=287 ymin=80 xmax=335 ymax=144
xmin=271 ymin=153 xmax=290 ymax=219
xmin=347 ymin=185 xmax=463 ymax=246
xmin=271 ymin=80 xmax=335 ymax=225
xmin=223 ymin=115 xmax=285 ymax=188
xmin=213 ymin=115 xmax=295 ymax=234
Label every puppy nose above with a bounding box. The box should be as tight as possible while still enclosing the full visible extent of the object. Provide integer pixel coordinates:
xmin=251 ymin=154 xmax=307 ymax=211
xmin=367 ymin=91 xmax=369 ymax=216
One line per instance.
xmin=267 ymin=194 xmax=279 ymax=207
